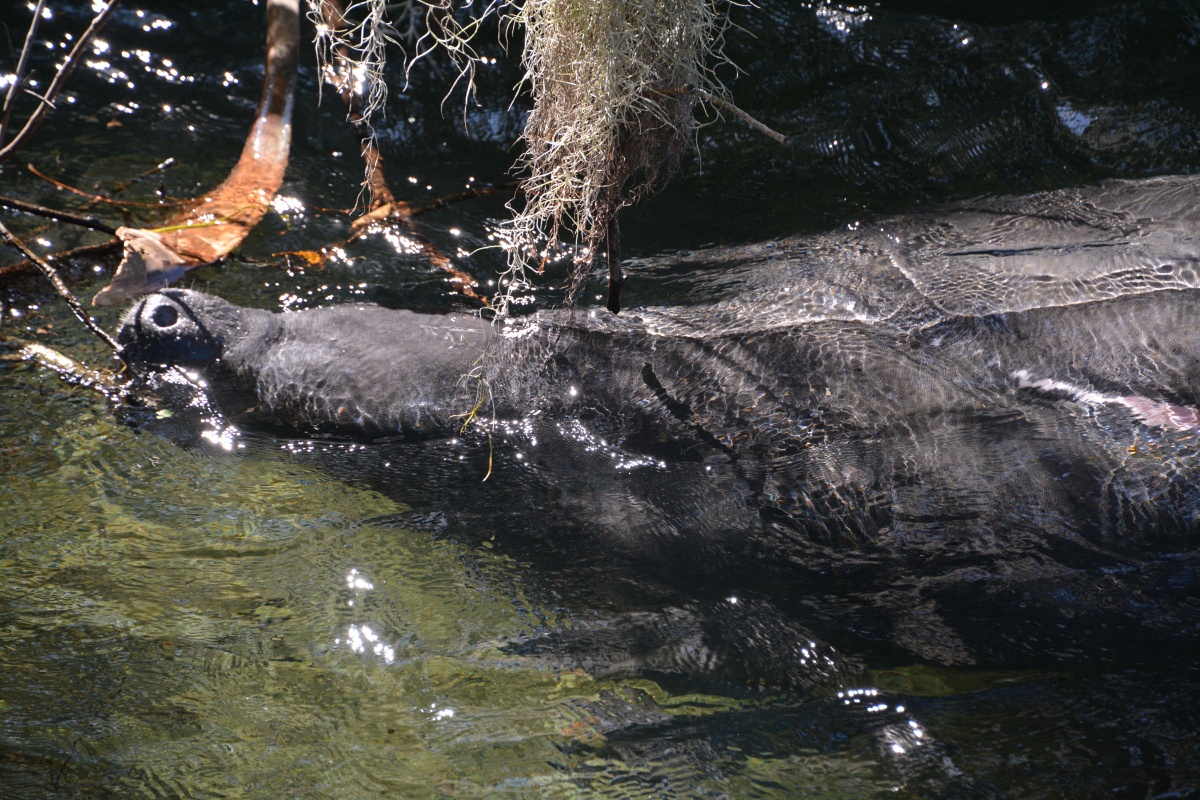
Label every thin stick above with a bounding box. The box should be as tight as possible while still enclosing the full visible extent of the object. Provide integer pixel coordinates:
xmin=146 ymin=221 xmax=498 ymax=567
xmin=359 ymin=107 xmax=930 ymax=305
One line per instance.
xmin=0 ymin=219 xmax=119 ymax=351
xmin=0 ymin=0 xmax=122 ymax=164
xmin=0 ymin=0 xmax=46 ymax=144
xmin=0 ymin=194 xmax=118 ymax=234
xmin=691 ymin=87 xmax=792 ymax=147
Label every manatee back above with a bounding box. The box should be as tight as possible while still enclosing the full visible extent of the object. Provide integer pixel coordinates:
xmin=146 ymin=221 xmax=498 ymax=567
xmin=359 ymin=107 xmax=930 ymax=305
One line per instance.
xmin=647 ymin=174 xmax=1200 ymax=335
xmin=240 ymin=305 xmax=490 ymax=437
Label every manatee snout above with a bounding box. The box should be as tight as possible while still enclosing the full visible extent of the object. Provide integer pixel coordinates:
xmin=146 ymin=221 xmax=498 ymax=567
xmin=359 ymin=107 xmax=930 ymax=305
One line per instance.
xmin=117 ymin=289 xmax=225 ymax=370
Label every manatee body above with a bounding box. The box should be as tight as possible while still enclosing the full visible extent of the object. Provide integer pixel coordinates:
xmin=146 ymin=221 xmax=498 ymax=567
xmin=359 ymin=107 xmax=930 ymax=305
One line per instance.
xmin=117 ymin=175 xmax=1200 ymax=666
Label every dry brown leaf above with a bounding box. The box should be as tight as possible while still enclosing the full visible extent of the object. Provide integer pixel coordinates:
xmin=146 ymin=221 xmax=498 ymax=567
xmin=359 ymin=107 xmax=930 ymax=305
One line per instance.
xmin=275 ymin=249 xmax=326 ymax=267
xmin=92 ymin=0 xmax=299 ymax=306
xmin=90 ymin=227 xmax=201 ymax=306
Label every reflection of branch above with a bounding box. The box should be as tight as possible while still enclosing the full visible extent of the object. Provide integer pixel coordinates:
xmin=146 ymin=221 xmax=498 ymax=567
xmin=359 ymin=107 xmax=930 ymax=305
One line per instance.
xmin=0 ymin=1 xmax=123 ymax=164
xmin=0 ymin=219 xmax=119 ymax=352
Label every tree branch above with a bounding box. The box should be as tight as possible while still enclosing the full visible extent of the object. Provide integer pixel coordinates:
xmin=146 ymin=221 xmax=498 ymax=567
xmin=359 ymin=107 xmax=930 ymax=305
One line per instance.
xmin=0 ymin=0 xmax=46 ymax=144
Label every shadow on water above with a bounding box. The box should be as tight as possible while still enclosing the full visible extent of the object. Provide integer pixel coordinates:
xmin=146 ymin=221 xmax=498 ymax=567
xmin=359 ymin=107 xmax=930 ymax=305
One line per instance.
xmin=3 ymin=0 xmax=1200 ymax=798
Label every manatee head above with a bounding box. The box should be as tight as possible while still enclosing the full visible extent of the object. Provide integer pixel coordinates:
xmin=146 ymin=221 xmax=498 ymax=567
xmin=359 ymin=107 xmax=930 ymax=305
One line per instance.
xmin=117 ymin=289 xmax=248 ymax=371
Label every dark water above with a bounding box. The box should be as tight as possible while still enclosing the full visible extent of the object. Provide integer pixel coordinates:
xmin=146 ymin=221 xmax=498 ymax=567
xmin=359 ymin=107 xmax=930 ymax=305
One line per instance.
xmin=3 ymin=1 xmax=1200 ymax=798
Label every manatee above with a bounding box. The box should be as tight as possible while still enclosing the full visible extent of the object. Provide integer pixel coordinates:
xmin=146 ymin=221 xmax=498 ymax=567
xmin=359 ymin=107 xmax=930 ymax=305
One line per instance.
xmin=116 ymin=174 xmax=1200 ymax=668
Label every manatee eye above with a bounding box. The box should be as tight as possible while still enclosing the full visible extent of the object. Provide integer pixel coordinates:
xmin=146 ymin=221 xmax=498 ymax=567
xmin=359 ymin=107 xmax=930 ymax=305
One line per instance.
xmin=150 ymin=304 xmax=179 ymax=328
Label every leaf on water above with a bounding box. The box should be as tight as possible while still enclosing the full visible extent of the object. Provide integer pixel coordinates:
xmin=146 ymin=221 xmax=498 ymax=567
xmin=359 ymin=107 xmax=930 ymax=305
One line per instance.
xmin=91 ymin=227 xmax=199 ymax=307
xmin=91 ymin=0 xmax=299 ymax=306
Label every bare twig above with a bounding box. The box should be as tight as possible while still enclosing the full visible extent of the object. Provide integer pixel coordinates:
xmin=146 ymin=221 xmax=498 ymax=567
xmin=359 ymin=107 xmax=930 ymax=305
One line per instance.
xmin=105 ymin=157 xmax=177 ymax=197
xmin=0 ymin=0 xmax=122 ymax=164
xmin=0 ymin=219 xmax=119 ymax=352
xmin=0 ymin=194 xmax=118 ymax=234
xmin=692 ymin=87 xmax=791 ymax=147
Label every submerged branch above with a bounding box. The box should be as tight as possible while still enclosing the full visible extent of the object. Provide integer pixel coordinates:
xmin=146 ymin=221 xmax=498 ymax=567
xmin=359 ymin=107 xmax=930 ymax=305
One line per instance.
xmin=27 ymin=163 xmax=186 ymax=209
xmin=0 ymin=239 xmax=120 ymax=278
xmin=109 ymin=157 xmax=177 ymax=195
xmin=0 ymin=194 xmax=119 ymax=235
xmin=1 ymin=334 xmax=123 ymax=396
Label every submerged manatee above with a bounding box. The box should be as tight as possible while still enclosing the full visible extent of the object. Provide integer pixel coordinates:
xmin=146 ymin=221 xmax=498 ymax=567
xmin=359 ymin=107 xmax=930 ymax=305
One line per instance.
xmin=117 ymin=175 xmax=1200 ymax=667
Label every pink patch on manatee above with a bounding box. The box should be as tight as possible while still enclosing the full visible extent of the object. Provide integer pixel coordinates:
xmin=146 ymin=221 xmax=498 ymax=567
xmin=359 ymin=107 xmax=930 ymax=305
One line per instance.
xmin=1012 ymin=369 xmax=1200 ymax=431
xmin=1118 ymin=396 xmax=1200 ymax=431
